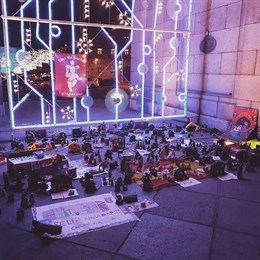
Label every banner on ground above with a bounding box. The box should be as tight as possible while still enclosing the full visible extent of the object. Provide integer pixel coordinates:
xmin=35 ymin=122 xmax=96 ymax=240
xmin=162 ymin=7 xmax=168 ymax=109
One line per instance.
xmin=32 ymin=193 xmax=138 ymax=239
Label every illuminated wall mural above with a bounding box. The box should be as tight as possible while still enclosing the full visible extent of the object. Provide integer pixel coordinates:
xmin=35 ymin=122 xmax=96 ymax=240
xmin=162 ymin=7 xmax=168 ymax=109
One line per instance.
xmin=1 ymin=0 xmax=193 ymax=129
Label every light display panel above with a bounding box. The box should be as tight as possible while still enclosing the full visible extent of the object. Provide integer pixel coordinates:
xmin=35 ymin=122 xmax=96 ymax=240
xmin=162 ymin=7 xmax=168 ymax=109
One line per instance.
xmin=1 ymin=0 xmax=193 ymax=129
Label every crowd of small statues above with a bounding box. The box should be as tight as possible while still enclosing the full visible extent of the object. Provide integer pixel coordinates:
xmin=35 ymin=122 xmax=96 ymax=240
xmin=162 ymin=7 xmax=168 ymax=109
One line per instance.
xmin=1 ymin=121 xmax=260 ymax=225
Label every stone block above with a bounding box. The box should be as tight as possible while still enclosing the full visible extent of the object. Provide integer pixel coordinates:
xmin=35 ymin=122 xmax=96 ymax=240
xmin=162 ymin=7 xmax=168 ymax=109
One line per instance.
xmin=211 ymin=0 xmax=241 ymax=9
xmin=201 ymin=99 xmax=217 ymax=117
xmin=235 ymin=100 xmax=252 ymax=108
xmin=251 ymin=101 xmax=260 ymax=112
xmin=191 ymin=14 xmax=196 ymax=33
xmin=192 ymin=0 xmax=210 ymax=14
xmin=221 ymin=52 xmax=237 ymax=74
xmin=208 ymin=6 xmax=227 ymax=32
xmin=206 ymin=74 xmax=235 ymax=95
xmin=219 ymin=96 xmax=235 ymax=104
xmin=234 ymin=75 xmax=260 ymax=101
xmin=164 ymin=105 xmax=177 ymax=116
xmin=205 ymin=53 xmax=222 ymax=74
xmin=226 ymin=1 xmax=242 ymax=28
xmin=238 ymin=23 xmax=260 ymax=51
xmin=236 ymin=51 xmax=257 ymax=75
xmin=217 ymin=102 xmax=235 ymax=120
xmin=187 ymin=97 xmax=200 ymax=113
xmin=189 ymin=34 xmax=205 ymax=55
xmin=193 ymin=54 xmax=205 ymax=73
xmin=255 ymin=51 xmax=260 ymax=75
xmin=201 ymin=94 xmax=219 ymax=102
xmin=199 ymin=115 xmax=230 ymax=131
xmin=194 ymin=12 xmax=208 ymax=35
xmin=188 ymin=73 xmax=206 ymax=91
xmin=188 ymin=55 xmax=195 ymax=73
xmin=241 ymin=0 xmax=260 ymax=26
xmin=211 ymin=27 xmax=239 ymax=53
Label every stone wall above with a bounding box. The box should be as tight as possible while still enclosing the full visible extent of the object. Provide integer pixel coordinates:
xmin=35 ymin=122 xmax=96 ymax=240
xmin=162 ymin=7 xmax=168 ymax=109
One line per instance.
xmin=131 ymin=0 xmax=260 ymax=132
xmin=189 ymin=0 xmax=260 ymax=131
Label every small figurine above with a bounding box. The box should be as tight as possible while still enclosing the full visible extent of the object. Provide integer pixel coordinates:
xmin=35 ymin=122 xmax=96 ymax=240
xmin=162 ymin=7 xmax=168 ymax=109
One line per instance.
xmin=3 ymin=172 xmax=9 ymax=190
xmin=237 ymin=163 xmax=245 ymax=180
xmin=7 ymin=192 xmax=14 ymax=203
xmin=98 ymin=161 xmax=107 ymax=172
xmin=115 ymin=182 xmax=121 ymax=192
xmin=84 ymin=153 xmax=89 ymax=162
xmin=102 ymin=176 xmax=108 ymax=186
xmin=115 ymin=177 xmax=123 ymax=192
xmin=16 ymin=207 xmax=24 ymax=220
xmin=174 ymin=167 xmax=188 ymax=181
xmin=29 ymin=193 xmax=35 ymax=205
xmin=28 ymin=171 xmax=42 ymax=191
xmin=122 ymin=183 xmax=128 ymax=191
xmin=20 ymin=192 xmax=29 ymax=208
xmin=142 ymin=173 xmax=153 ymax=192
xmin=81 ymin=173 xmax=97 ymax=193
xmin=124 ymin=164 xmax=134 ymax=184
xmin=208 ymin=161 xmax=226 ymax=177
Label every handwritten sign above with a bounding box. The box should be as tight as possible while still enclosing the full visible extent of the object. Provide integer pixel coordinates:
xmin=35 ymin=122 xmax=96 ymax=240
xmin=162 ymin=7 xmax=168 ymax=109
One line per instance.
xmin=32 ymin=193 xmax=138 ymax=238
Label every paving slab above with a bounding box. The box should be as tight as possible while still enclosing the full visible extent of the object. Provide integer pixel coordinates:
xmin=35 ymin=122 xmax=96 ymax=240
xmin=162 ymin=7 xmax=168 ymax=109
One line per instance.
xmin=65 ymin=221 xmax=138 ymax=253
xmin=0 ymin=224 xmax=114 ymax=260
xmin=241 ymin=168 xmax=260 ymax=182
xmin=217 ymin=197 xmax=260 ymax=236
xmin=220 ymin=179 xmax=260 ymax=203
xmin=119 ymin=213 xmax=212 ymax=260
xmin=150 ymin=187 xmax=217 ymax=225
xmin=212 ymin=228 xmax=260 ymax=260
xmin=113 ymin=254 xmax=137 ymax=260
xmin=24 ymin=240 xmax=115 ymax=260
xmin=175 ymin=177 xmax=221 ymax=196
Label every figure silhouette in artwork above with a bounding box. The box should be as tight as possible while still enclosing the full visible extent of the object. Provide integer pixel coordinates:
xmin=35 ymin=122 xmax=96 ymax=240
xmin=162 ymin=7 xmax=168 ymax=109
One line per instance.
xmin=230 ymin=116 xmax=251 ymax=140
xmin=65 ymin=61 xmax=82 ymax=92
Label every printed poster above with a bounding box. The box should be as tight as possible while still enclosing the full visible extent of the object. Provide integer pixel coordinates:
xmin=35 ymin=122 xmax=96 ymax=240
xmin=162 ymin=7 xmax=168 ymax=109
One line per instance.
xmin=54 ymin=53 xmax=87 ymax=98
xmin=222 ymin=107 xmax=258 ymax=142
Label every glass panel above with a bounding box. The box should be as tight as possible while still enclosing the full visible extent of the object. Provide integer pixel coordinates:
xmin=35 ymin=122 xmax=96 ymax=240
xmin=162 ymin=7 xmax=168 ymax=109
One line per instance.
xmin=1 ymin=0 xmax=192 ymax=129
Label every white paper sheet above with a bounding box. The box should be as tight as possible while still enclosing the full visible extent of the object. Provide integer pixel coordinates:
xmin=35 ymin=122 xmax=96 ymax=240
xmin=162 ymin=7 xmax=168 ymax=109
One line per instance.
xmin=175 ymin=177 xmax=201 ymax=188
